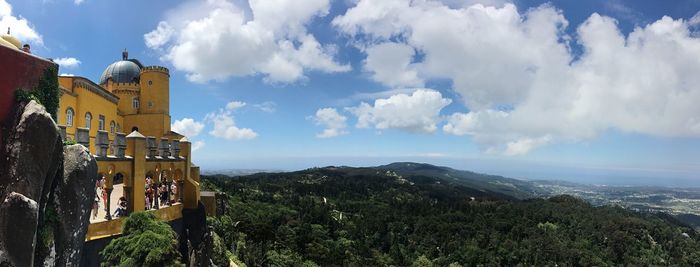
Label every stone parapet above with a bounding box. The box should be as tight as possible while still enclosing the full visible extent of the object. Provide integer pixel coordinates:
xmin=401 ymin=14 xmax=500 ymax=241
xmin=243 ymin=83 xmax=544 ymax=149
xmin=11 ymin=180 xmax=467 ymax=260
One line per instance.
xmin=146 ymin=136 xmax=157 ymax=158
xmin=76 ymin=128 xmax=90 ymax=149
xmin=95 ymin=130 xmax=109 ymax=157
xmin=115 ymin=133 xmax=126 ymax=157
xmin=159 ymin=137 xmax=170 ymax=158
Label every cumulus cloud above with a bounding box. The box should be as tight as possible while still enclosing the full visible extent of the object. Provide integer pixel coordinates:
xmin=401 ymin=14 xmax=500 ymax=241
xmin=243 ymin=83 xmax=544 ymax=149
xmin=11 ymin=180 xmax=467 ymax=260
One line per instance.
xmin=225 ymin=101 xmax=247 ymax=111
xmin=364 ymin=42 xmax=423 ymax=87
xmin=53 ymin=57 xmax=81 ymax=68
xmin=171 ymin=118 xmax=205 ymax=137
xmin=144 ymin=21 xmax=174 ymax=49
xmin=336 ymin=1 xmax=700 ymax=154
xmin=347 ymin=89 xmax=451 ymax=133
xmin=0 ymin=0 xmax=43 ymax=46
xmin=310 ymin=108 xmax=347 ymax=138
xmin=254 ymin=101 xmax=276 ymax=113
xmin=192 ymin=140 xmax=205 ymax=151
xmin=206 ymin=108 xmax=257 ymax=140
xmin=145 ymin=0 xmax=350 ymax=83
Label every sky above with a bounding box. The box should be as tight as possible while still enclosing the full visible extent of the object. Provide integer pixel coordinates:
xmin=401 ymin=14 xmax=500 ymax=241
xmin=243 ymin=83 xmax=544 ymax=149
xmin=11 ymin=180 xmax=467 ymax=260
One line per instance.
xmin=3 ymin=0 xmax=700 ymax=186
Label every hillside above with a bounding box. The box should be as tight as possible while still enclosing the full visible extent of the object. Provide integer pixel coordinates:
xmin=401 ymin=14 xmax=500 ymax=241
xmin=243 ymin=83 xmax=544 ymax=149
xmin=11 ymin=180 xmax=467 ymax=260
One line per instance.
xmin=203 ymin=164 xmax=700 ymax=266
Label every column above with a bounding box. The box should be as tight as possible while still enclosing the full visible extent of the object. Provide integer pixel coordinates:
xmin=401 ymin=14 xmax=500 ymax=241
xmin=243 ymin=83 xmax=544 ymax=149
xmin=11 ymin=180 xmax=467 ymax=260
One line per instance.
xmin=126 ymin=131 xmax=146 ymax=213
xmin=104 ymin=187 xmax=113 ymax=220
xmin=177 ymin=180 xmax=184 ymax=203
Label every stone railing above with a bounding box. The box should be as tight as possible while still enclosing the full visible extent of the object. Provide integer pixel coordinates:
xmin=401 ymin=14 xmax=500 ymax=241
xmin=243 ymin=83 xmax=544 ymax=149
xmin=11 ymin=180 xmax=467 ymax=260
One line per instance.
xmin=56 ymin=126 xmax=185 ymax=160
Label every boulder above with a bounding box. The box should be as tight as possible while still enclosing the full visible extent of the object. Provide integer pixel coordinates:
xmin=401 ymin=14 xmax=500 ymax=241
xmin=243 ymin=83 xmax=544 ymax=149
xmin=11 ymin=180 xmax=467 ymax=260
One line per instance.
xmin=0 ymin=100 xmax=62 ymax=209
xmin=53 ymin=144 xmax=97 ymax=266
xmin=0 ymin=192 xmax=39 ymax=267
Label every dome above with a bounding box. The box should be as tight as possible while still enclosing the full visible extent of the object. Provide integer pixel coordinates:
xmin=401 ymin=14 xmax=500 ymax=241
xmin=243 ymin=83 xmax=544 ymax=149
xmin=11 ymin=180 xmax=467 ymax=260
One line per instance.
xmin=1 ymin=27 xmax=21 ymax=49
xmin=99 ymin=59 xmax=142 ymax=84
xmin=0 ymin=37 xmax=17 ymax=50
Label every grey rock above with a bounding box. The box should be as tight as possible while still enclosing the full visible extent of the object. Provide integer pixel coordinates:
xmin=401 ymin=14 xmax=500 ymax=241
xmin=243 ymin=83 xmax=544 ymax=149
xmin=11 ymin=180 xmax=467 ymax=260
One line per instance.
xmin=0 ymin=192 xmax=39 ymax=267
xmin=53 ymin=145 xmax=97 ymax=267
xmin=0 ymin=100 xmax=62 ymax=209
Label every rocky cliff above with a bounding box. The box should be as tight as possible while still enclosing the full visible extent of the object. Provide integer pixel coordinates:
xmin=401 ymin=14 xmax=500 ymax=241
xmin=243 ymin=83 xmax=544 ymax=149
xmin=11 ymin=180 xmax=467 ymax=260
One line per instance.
xmin=0 ymin=100 xmax=97 ymax=267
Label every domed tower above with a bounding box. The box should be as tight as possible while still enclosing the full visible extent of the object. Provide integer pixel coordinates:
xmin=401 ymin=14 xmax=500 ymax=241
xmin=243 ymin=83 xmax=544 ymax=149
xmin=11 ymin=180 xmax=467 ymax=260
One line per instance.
xmin=100 ymin=49 xmax=142 ymax=115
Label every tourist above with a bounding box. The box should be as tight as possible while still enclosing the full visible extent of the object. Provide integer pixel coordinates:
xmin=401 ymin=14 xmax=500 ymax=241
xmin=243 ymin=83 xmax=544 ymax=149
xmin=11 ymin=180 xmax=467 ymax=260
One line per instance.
xmin=22 ymin=44 xmax=30 ymax=53
xmin=170 ymin=182 xmax=177 ymax=203
xmin=92 ymin=196 xmax=99 ymax=220
xmin=145 ymin=185 xmax=154 ymax=210
xmin=159 ymin=183 xmax=168 ymax=207
xmin=113 ymin=197 xmax=127 ymax=218
xmin=102 ymin=184 xmax=108 ymax=211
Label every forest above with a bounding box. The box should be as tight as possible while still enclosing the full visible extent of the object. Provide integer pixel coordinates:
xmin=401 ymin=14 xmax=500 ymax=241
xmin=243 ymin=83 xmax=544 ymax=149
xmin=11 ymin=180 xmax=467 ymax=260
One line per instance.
xmin=203 ymin=165 xmax=700 ymax=266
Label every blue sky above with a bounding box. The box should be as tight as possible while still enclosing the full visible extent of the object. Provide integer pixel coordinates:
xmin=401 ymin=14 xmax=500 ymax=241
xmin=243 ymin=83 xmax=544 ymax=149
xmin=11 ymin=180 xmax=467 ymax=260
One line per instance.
xmin=4 ymin=0 xmax=700 ymax=186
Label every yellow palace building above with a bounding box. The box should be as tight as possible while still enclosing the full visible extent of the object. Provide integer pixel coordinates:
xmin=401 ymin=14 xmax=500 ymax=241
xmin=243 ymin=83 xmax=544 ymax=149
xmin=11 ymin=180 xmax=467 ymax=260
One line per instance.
xmin=56 ymin=49 xmax=203 ymax=240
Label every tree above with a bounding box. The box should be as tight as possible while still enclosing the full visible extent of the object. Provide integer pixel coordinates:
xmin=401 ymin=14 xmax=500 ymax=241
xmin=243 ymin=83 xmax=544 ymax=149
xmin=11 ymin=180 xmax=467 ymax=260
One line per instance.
xmin=412 ymin=255 xmax=434 ymax=267
xmin=100 ymin=212 xmax=183 ymax=267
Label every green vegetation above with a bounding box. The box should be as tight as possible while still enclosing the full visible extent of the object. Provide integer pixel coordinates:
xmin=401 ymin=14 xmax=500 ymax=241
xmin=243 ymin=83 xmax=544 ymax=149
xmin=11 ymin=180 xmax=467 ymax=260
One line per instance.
xmin=14 ymin=66 xmax=60 ymax=120
xmin=100 ymin=212 xmax=183 ymax=267
xmin=204 ymin=165 xmax=700 ymax=266
xmin=62 ymin=139 xmax=76 ymax=146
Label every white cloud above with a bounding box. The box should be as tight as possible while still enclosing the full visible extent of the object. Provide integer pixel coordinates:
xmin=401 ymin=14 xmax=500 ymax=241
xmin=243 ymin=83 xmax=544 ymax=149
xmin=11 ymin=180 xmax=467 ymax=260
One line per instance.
xmin=53 ymin=57 xmax=81 ymax=68
xmin=191 ymin=140 xmax=205 ymax=151
xmin=206 ymin=109 xmax=257 ymax=140
xmin=59 ymin=73 xmax=75 ymax=77
xmin=145 ymin=0 xmax=350 ymax=83
xmin=74 ymin=0 xmax=85 ymax=5
xmin=347 ymin=89 xmax=451 ymax=133
xmin=310 ymin=108 xmax=347 ymax=138
xmin=225 ymin=101 xmax=246 ymax=111
xmin=0 ymin=0 xmax=43 ymax=46
xmin=171 ymin=118 xmax=205 ymax=137
xmin=144 ymin=21 xmax=174 ymax=49
xmin=336 ymin=1 xmax=700 ymax=154
xmin=364 ymin=42 xmax=423 ymax=87
xmin=254 ymin=101 xmax=276 ymax=113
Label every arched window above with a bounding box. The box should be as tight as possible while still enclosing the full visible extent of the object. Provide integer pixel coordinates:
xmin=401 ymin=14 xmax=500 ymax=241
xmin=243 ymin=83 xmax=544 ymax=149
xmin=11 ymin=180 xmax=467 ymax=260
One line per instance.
xmin=110 ymin=121 xmax=116 ymax=134
xmin=116 ymin=123 xmax=121 ymax=133
xmin=65 ymin=108 xmax=74 ymax=127
xmin=132 ymin=97 xmax=140 ymax=109
xmin=85 ymin=112 xmax=92 ymax=129
xmin=98 ymin=115 xmax=105 ymax=131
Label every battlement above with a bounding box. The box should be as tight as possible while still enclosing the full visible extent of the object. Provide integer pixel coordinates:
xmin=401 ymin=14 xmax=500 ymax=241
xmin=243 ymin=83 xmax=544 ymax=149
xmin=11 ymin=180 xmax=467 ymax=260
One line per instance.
xmin=141 ymin=66 xmax=170 ymax=75
xmin=110 ymin=82 xmax=140 ymax=87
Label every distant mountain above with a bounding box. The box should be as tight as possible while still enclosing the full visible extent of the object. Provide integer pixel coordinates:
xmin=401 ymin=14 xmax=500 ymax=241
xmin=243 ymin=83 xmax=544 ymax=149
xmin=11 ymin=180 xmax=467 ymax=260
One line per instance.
xmin=374 ymin=162 xmax=546 ymax=199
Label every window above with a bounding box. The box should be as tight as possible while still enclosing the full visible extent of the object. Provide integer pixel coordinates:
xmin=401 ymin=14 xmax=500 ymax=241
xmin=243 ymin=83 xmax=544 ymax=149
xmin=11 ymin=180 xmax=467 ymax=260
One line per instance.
xmin=148 ymin=80 xmax=153 ymax=85
xmin=98 ymin=115 xmax=105 ymax=131
xmin=132 ymin=97 xmax=140 ymax=109
xmin=85 ymin=112 xmax=92 ymax=129
xmin=116 ymin=123 xmax=121 ymax=133
xmin=66 ymin=108 xmax=74 ymax=127
xmin=110 ymin=121 xmax=115 ymax=134
xmin=148 ymin=101 xmax=154 ymax=108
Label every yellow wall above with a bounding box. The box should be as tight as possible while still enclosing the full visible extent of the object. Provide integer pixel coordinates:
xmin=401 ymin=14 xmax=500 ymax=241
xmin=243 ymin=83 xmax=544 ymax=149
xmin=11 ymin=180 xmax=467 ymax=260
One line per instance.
xmin=139 ymin=68 xmax=170 ymax=115
xmin=58 ymin=88 xmax=77 ymax=138
xmin=123 ymin=113 xmax=171 ymax=140
xmin=58 ymin=77 xmax=123 ymax=153
xmin=107 ymin=82 xmax=140 ymax=116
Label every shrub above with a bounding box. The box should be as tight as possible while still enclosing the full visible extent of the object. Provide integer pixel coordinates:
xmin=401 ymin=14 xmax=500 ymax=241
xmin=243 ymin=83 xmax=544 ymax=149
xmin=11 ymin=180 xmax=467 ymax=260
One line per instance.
xmin=100 ymin=212 xmax=183 ymax=267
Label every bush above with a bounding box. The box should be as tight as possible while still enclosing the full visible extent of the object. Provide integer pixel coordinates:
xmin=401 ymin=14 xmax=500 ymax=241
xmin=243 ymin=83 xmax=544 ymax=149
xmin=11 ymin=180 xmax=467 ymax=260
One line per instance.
xmin=14 ymin=66 xmax=60 ymax=120
xmin=100 ymin=212 xmax=183 ymax=267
